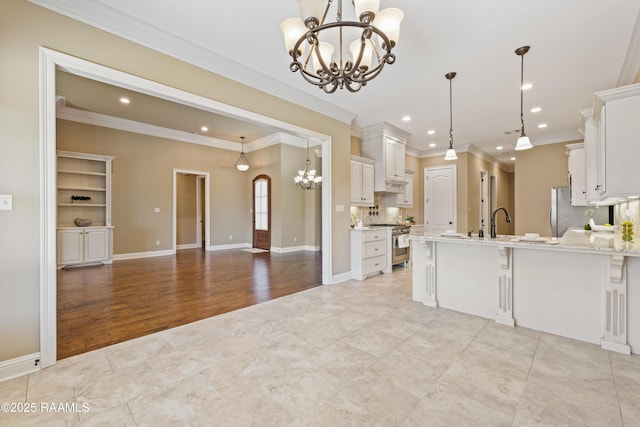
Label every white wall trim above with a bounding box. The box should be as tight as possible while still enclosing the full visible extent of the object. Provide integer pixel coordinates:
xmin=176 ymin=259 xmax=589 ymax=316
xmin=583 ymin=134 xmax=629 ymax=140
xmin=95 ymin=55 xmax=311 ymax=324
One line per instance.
xmin=208 ymin=243 xmax=252 ymax=251
xmin=331 ymin=271 xmax=353 ymax=284
xmin=113 ymin=250 xmax=175 ymax=261
xmin=29 ymin=0 xmax=357 ymax=125
xmin=39 ymin=47 xmax=334 ymax=370
xmin=177 ymin=244 xmax=200 ymax=250
xmin=618 ymin=10 xmax=640 ymax=86
xmin=270 ymin=245 xmax=320 ymax=253
xmin=0 ymin=353 xmax=40 ymax=383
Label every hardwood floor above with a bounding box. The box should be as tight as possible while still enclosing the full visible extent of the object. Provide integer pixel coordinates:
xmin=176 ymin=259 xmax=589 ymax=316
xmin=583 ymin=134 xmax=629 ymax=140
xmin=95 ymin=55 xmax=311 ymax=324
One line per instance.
xmin=56 ymin=249 xmax=322 ymax=359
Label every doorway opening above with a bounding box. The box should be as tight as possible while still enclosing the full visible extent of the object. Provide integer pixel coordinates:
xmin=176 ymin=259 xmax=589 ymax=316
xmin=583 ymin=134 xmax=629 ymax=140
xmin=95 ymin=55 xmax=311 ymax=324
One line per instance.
xmin=174 ymin=169 xmax=210 ymax=252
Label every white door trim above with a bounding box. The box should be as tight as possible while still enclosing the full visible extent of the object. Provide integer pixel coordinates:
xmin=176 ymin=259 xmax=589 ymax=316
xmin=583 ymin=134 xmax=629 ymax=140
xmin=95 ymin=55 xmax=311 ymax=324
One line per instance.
xmin=173 ymin=170 xmax=210 ymax=253
xmin=39 ymin=47 xmax=334 ymax=369
xmin=196 ymin=175 xmax=205 ymax=248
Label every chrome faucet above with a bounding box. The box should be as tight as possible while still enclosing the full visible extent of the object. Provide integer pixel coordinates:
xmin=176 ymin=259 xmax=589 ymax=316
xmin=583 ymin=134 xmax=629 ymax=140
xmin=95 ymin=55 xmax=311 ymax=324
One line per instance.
xmin=490 ymin=207 xmax=512 ymax=238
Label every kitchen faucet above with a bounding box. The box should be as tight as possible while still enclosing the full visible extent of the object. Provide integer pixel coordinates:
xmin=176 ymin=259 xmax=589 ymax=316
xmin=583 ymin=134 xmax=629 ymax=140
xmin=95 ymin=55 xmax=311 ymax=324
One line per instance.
xmin=490 ymin=207 xmax=512 ymax=238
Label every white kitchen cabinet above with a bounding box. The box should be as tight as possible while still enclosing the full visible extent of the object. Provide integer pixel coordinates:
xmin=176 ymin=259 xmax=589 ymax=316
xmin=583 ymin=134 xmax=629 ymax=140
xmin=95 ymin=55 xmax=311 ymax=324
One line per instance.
xmin=579 ymin=109 xmax=602 ymax=203
xmin=397 ymin=170 xmax=414 ymax=207
xmin=350 ymin=156 xmax=375 ymax=206
xmin=57 ymin=150 xmax=115 ymax=267
xmin=57 ymin=227 xmax=112 ymax=267
xmin=361 ymin=123 xmax=410 ymax=193
xmin=566 ymin=143 xmax=587 ymax=206
xmin=583 ymin=83 xmax=640 ymax=202
xmin=351 ymin=228 xmax=390 ymax=280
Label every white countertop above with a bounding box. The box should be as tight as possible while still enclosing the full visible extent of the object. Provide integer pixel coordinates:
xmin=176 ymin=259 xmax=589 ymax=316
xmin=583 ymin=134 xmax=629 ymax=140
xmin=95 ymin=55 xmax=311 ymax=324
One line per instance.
xmin=409 ymin=227 xmax=640 ymax=257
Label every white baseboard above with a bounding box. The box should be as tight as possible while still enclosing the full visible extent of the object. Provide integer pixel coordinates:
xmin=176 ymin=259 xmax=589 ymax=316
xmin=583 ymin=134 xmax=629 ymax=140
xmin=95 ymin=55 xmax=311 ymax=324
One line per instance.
xmin=271 ymin=245 xmax=321 ymax=253
xmin=0 ymin=353 xmax=40 ymax=383
xmin=113 ymin=249 xmax=174 ymax=261
xmin=208 ymin=243 xmax=251 ymax=251
xmin=177 ymin=243 xmax=200 ymax=250
xmin=331 ymin=271 xmax=353 ymax=284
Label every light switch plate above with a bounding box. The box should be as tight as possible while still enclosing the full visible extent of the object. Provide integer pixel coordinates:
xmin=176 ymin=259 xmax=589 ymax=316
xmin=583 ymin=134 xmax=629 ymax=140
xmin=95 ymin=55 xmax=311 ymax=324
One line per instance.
xmin=0 ymin=194 xmax=13 ymax=211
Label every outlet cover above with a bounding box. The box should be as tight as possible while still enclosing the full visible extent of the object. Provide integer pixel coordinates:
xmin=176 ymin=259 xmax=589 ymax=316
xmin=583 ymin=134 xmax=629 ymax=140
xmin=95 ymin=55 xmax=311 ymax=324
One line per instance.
xmin=0 ymin=195 xmax=13 ymax=211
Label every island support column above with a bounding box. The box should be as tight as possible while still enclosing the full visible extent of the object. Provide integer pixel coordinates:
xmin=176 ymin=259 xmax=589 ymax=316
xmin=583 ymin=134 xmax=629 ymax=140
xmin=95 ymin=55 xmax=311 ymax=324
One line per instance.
xmin=411 ymin=240 xmax=438 ymax=307
xmin=601 ymin=254 xmax=631 ymax=354
xmin=496 ymin=246 xmax=515 ymax=327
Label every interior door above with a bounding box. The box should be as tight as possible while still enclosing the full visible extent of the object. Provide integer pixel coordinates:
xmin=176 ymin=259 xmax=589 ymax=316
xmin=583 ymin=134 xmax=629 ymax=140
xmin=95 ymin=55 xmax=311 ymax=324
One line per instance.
xmin=253 ymin=175 xmax=271 ymax=250
xmin=425 ymin=165 xmax=456 ymax=232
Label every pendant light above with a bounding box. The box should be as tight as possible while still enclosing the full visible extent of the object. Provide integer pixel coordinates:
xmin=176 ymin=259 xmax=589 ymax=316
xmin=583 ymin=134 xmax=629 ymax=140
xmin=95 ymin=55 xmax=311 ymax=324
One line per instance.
xmin=294 ymin=138 xmax=322 ymax=190
xmin=444 ymin=72 xmax=458 ymax=161
xmin=515 ymin=46 xmax=533 ymax=150
xmin=235 ymin=136 xmax=250 ymax=172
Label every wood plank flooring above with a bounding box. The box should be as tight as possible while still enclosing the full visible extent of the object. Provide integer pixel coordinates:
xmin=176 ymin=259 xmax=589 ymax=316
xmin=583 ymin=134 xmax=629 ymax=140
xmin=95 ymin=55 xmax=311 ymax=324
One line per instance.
xmin=56 ymin=249 xmax=322 ymax=360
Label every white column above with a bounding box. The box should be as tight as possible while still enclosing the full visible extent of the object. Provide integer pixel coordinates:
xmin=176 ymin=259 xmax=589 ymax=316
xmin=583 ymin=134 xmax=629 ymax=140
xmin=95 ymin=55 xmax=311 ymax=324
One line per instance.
xmin=601 ymin=254 xmax=631 ymax=354
xmin=411 ymin=240 xmax=438 ymax=307
xmin=495 ymin=246 xmax=515 ymax=327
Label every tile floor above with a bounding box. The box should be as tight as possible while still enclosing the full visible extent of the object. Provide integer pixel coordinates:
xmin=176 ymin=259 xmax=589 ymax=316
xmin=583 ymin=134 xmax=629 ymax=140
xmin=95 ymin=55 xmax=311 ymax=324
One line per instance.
xmin=1 ymin=268 xmax=639 ymax=426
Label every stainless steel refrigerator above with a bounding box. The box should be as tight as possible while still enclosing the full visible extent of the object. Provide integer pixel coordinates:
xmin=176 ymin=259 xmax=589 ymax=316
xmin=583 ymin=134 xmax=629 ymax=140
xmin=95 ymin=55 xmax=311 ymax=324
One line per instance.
xmin=550 ymin=187 xmax=611 ymax=237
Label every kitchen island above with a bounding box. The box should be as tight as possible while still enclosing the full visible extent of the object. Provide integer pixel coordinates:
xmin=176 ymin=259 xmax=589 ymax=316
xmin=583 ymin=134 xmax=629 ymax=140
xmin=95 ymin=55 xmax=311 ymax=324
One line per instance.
xmin=410 ymin=229 xmax=640 ymax=354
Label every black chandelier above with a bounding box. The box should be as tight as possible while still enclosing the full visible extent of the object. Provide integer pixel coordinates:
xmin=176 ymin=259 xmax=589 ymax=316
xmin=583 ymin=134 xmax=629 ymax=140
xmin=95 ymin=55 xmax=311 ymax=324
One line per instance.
xmin=281 ymin=0 xmax=403 ymax=93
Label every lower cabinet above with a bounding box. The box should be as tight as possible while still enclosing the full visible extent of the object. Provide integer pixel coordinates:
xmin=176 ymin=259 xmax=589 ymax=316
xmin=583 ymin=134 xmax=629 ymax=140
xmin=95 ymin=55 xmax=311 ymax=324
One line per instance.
xmin=57 ymin=226 xmax=113 ymax=268
xmin=351 ymin=228 xmax=390 ymax=280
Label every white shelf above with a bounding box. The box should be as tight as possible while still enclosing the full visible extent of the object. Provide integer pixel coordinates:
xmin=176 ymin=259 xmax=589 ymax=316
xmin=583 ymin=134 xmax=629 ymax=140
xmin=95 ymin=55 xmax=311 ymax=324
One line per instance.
xmin=58 ymin=169 xmax=106 ymax=177
xmin=57 ymin=186 xmax=106 ymax=192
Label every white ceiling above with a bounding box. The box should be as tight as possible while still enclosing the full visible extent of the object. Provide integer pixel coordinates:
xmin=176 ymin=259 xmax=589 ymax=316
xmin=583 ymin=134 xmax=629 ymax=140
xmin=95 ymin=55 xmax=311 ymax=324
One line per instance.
xmin=33 ymin=0 xmax=640 ymax=163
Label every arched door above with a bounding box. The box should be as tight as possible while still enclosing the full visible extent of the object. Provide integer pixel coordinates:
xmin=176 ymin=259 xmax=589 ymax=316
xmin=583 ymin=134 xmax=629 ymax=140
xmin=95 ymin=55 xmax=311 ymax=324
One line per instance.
xmin=252 ymin=175 xmax=271 ymax=250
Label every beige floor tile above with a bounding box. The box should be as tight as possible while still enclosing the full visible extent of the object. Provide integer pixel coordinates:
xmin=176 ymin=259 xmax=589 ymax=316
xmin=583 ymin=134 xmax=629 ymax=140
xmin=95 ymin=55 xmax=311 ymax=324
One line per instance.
xmin=307 ymin=341 xmax=377 ymax=382
xmin=105 ymin=333 xmax=176 ymax=371
xmin=473 ymin=321 xmax=541 ymax=358
xmin=339 ymin=325 xmax=405 ymax=358
xmin=199 ymin=352 xmax=277 ymax=400
xmin=291 ymin=400 xmax=373 ymax=426
xmin=0 ymin=405 xmax=79 ymax=427
xmin=388 ymin=301 xmax=443 ymax=325
xmin=366 ymin=315 xmax=424 ymax=340
xmin=191 ymin=386 xmax=292 ymax=427
xmin=127 ymin=373 xmax=223 ymax=426
xmin=78 ymin=403 xmax=136 ymax=426
xmin=433 ymin=309 xmax=489 ymax=332
xmin=369 ymin=350 xmax=440 ymax=398
xmin=0 ymin=375 xmax=27 ymax=402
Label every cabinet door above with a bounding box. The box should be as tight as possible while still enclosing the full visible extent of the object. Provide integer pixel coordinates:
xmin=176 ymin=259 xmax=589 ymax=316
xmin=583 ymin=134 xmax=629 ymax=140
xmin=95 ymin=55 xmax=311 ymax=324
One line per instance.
xmin=568 ymin=147 xmax=587 ymax=206
xmin=84 ymin=228 xmax=109 ymax=263
xmin=403 ymin=173 xmax=414 ymax=206
xmin=361 ymin=163 xmax=375 ymax=204
xmin=57 ymin=229 xmax=84 ymax=265
xmin=384 ymin=137 xmax=405 ymax=179
xmin=603 ymin=96 xmax=640 ymax=197
xmin=350 ymin=161 xmax=364 ymax=203
xmin=584 ymin=119 xmax=601 ymax=202
xmin=394 ymin=142 xmax=406 ymax=178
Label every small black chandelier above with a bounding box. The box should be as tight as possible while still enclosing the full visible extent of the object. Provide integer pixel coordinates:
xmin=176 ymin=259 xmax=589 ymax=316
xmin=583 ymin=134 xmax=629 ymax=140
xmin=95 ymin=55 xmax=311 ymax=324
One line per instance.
xmin=281 ymin=0 xmax=403 ymax=93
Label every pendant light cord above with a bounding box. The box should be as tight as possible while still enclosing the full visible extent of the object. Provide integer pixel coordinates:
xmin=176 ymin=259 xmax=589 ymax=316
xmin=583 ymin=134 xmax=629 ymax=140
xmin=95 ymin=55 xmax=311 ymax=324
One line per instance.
xmin=449 ymin=76 xmax=454 ymax=149
xmin=520 ymin=53 xmax=525 ymax=135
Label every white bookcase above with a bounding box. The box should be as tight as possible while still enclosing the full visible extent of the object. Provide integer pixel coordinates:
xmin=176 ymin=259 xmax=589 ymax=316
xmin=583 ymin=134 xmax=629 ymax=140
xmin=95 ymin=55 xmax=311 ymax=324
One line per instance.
xmin=56 ymin=150 xmax=115 ymax=268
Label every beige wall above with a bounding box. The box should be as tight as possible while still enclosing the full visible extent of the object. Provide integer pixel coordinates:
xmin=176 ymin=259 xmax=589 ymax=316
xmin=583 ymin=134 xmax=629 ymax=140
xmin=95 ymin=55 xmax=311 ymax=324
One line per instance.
xmin=0 ymin=0 xmax=350 ymax=362
xmin=514 ymin=142 xmax=572 ymax=236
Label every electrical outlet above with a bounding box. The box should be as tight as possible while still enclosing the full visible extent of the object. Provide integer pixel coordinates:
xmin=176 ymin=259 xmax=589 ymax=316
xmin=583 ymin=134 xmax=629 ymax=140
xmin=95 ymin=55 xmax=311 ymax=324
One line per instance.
xmin=156 ymin=240 xmax=160 ymax=246
xmin=154 ymin=208 xmax=160 ymax=213
xmin=294 ymin=237 xmax=297 ymax=242
xmin=229 ymin=235 xmax=232 ymax=240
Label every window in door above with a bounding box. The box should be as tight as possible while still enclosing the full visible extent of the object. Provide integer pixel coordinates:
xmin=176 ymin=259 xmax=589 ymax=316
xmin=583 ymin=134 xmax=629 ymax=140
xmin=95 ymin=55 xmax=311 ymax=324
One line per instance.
xmin=253 ymin=175 xmax=271 ymax=250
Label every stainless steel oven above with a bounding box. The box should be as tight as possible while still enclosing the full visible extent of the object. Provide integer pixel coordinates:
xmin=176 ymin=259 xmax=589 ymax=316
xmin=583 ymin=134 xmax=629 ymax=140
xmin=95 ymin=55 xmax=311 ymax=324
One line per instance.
xmin=391 ymin=225 xmax=411 ymax=265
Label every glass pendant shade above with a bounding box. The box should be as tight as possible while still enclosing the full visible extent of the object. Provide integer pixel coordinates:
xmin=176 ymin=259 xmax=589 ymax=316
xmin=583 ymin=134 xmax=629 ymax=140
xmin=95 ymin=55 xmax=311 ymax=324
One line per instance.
xmin=349 ymin=39 xmax=373 ymax=69
xmin=374 ymin=8 xmax=404 ymax=47
xmin=297 ymin=0 xmax=324 ymax=22
xmin=444 ymin=148 xmax=458 ymax=161
xmin=313 ymin=42 xmax=335 ymax=73
xmin=280 ymin=18 xmax=307 ymax=55
xmin=515 ymin=134 xmax=533 ymax=150
xmin=353 ymin=0 xmax=380 ymax=20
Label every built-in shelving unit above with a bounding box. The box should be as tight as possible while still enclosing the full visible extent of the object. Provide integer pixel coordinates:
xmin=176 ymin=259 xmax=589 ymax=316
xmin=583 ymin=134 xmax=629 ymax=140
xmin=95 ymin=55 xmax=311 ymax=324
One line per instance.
xmin=56 ymin=150 xmax=114 ymax=268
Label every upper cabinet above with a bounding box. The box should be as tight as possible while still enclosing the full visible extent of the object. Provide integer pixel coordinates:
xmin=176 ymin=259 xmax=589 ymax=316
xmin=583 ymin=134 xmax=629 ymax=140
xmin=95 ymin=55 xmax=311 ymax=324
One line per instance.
xmin=350 ymin=156 xmax=375 ymax=206
xmin=581 ymin=83 xmax=640 ymax=202
xmin=361 ymin=123 xmax=410 ymax=193
xmin=566 ymin=143 xmax=587 ymax=206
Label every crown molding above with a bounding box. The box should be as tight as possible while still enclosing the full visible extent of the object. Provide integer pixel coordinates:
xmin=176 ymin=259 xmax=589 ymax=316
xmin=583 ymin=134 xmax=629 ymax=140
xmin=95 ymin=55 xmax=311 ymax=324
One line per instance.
xmin=618 ymin=10 xmax=640 ymax=86
xmin=29 ymin=0 xmax=357 ymax=125
xmin=56 ymin=106 xmax=308 ymax=152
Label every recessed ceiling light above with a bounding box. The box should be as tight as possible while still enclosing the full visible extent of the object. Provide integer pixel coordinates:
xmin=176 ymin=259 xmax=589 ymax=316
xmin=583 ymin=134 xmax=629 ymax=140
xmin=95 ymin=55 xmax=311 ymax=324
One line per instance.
xmin=429 ymin=143 xmax=436 ymax=148
xmin=402 ymin=115 xmax=411 ymax=122
xmin=427 ymin=130 xmax=435 ymax=135
xmin=530 ymin=107 xmax=542 ymax=113
xmin=538 ymin=123 xmax=548 ymax=128
xmin=496 ymin=146 xmax=503 ymax=150
xmin=521 ymin=83 xmax=533 ymax=90
xmin=510 ymin=157 xmax=516 ymax=161
xmin=119 ymin=97 xmax=130 ymax=104
xmin=200 ymin=126 xmax=209 ymax=132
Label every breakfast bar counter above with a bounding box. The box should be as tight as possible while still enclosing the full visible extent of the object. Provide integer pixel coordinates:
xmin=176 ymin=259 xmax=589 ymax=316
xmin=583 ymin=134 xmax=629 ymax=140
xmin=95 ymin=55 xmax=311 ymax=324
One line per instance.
xmin=410 ymin=229 xmax=640 ymax=354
